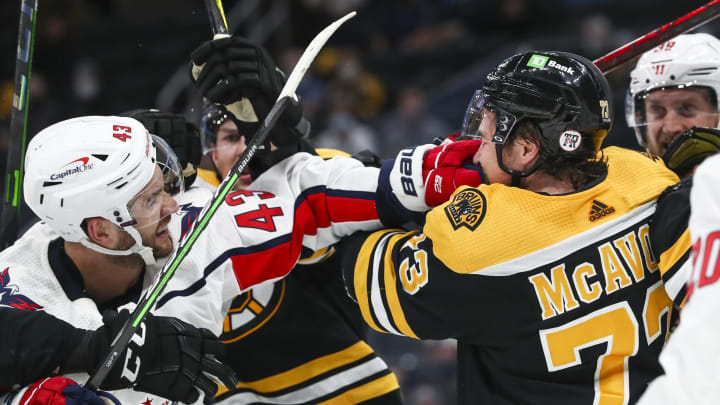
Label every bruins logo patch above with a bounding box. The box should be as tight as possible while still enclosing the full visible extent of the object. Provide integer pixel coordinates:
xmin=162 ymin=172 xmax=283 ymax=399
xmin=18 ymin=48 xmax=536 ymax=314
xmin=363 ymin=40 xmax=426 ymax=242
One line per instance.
xmin=220 ymin=280 xmax=285 ymax=343
xmin=444 ymin=188 xmax=487 ymax=231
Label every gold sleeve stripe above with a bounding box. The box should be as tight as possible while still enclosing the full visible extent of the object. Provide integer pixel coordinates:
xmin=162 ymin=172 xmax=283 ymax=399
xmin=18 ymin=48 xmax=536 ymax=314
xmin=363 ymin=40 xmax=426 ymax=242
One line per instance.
xmin=298 ymin=246 xmax=334 ymax=264
xmin=355 ymin=229 xmax=398 ymax=334
xmin=659 ymin=228 xmax=691 ymax=277
xmin=316 ymin=148 xmax=352 ymax=159
xmin=233 ymin=341 xmax=376 ymax=393
xmin=383 ymin=233 xmax=420 ymax=339
xmin=196 ymin=167 xmax=220 ymax=187
xmin=316 ymin=373 xmax=400 ymax=405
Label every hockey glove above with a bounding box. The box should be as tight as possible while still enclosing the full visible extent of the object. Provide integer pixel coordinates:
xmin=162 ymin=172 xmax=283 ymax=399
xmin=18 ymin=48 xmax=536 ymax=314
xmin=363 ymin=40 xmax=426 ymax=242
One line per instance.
xmin=431 ymin=130 xmax=462 ymax=145
xmin=122 ymin=109 xmax=203 ymax=188
xmin=388 ymin=140 xmax=485 ymax=212
xmin=190 ymin=36 xmax=308 ymax=146
xmin=89 ymin=310 xmax=238 ymax=404
xmin=662 ymin=126 xmax=720 ymax=178
xmin=351 ymin=149 xmax=382 ymax=168
xmin=19 ymin=377 xmax=119 ymax=405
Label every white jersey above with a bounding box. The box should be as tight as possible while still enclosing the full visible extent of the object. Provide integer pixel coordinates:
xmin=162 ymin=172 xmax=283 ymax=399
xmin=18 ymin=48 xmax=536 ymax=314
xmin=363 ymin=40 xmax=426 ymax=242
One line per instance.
xmin=153 ymin=152 xmax=385 ymax=336
xmin=0 ymin=152 xmax=386 ymax=405
xmin=0 ymin=223 xmax=169 ymax=405
xmin=637 ymin=153 xmax=720 ymax=405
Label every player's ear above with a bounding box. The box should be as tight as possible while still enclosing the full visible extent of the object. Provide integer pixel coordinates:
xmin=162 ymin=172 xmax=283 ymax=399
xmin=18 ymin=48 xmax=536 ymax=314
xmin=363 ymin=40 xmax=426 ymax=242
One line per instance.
xmin=513 ymin=136 xmax=541 ymax=170
xmin=84 ymin=217 xmax=117 ymax=248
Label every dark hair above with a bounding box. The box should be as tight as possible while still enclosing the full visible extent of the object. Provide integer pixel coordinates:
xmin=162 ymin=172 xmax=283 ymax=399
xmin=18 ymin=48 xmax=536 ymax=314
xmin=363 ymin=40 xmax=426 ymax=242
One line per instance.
xmin=508 ymin=119 xmax=607 ymax=189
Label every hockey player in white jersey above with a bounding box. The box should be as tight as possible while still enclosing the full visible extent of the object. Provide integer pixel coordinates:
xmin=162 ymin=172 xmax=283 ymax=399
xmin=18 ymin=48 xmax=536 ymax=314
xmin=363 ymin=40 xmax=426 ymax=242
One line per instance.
xmin=0 ymin=116 xmax=237 ymax=405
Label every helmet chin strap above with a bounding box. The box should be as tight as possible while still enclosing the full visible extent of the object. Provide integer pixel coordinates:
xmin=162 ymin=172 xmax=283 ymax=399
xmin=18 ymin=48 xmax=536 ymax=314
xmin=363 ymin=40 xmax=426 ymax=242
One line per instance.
xmin=79 ymin=226 xmax=156 ymax=265
xmin=495 ymin=143 xmax=541 ymax=188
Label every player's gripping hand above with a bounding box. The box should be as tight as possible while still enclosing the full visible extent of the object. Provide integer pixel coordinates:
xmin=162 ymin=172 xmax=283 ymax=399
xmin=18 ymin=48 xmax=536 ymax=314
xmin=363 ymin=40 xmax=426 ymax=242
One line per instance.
xmin=20 ymin=377 xmax=119 ymax=405
xmin=189 ymin=36 xmax=307 ymax=146
xmin=389 ymin=140 xmax=485 ymax=211
xmin=91 ymin=310 xmax=238 ymax=404
xmin=423 ymin=140 xmax=486 ymax=206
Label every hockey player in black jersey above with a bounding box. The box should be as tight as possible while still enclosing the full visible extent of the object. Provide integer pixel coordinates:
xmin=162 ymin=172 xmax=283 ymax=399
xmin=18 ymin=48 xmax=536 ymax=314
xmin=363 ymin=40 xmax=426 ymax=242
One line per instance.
xmin=339 ymin=51 xmax=691 ymax=404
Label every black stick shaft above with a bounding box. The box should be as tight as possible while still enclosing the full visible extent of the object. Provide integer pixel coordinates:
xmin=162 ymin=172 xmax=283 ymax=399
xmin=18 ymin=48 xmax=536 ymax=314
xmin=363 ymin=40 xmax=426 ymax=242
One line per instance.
xmin=2 ymin=0 xmax=38 ymax=248
xmin=204 ymin=0 xmax=229 ymax=38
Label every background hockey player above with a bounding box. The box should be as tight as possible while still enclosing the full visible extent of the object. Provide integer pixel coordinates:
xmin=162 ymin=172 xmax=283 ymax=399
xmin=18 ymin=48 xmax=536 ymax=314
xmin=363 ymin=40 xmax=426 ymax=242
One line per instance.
xmin=331 ymin=51 xmax=690 ymax=404
xmin=627 ymin=33 xmax=720 ymax=177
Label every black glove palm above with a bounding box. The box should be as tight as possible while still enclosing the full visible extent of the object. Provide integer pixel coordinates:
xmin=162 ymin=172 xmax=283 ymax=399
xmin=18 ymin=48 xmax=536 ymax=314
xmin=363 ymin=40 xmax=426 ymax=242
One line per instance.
xmin=662 ymin=126 xmax=720 ymax=178
xmin=190 ymin=36 xmax=307 ymax=146
xmin=91 ymin=310 xmax=238 ymax=404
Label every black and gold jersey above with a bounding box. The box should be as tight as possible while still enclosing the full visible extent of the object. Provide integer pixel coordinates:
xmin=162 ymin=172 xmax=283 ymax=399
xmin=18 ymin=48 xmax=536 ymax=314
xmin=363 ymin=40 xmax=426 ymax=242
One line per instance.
xmin=214 ymin=250 xmax=402 ymax=404
xmin=341 ymin=147 xmax=689 ymax=405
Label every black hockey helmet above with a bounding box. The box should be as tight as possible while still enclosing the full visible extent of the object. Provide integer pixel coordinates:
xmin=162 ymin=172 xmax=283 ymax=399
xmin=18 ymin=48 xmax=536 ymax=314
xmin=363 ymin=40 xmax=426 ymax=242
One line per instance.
xmin=461 ymin=51 xmax=613 ymax=180
xmin=200 ymin=102 xmax=261 ymax=152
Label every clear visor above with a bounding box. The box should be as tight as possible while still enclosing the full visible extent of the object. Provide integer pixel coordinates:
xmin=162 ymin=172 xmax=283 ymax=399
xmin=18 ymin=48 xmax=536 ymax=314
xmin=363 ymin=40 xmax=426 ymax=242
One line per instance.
xmin=125 ymin=135 xmax=183 ymax=230
xmin=206 ymin=121 xmax=253 ymax=182
xmin=460 ymin=90 xmax=518 ymax=144
xmin=629 ymin=84 xmax=720 ymax=130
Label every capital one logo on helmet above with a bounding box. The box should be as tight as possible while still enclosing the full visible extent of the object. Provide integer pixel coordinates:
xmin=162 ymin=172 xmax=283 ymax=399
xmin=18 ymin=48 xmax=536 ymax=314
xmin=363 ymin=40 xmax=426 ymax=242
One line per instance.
xmin=49 ymin=157 xmax=94 ymax=180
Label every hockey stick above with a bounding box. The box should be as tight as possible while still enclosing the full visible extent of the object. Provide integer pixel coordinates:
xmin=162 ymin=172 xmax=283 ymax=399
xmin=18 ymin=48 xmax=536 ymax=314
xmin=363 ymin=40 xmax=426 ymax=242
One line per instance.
xmin=86 ymin=10 xmax=357 ymax=390
xmin=594 ymin=0 xmax=720 ymax=73
xmin=1 ymin=0 xmax=38 ymax=248
xmin=204 ymin=0 xmax=229 ymax=39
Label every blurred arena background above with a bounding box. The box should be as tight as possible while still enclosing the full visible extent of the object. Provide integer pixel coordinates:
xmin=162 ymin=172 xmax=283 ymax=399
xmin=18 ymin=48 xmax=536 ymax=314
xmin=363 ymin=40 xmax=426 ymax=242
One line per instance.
xmin=1 ymin=1 xmax=716 ymax=403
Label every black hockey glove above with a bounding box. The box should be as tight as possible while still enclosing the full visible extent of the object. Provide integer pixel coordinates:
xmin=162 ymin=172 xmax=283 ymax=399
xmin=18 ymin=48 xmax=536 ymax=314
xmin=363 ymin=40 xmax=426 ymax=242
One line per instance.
xmin=662 ymin=126 xmax=720 ymax=178
xmin=351 ymin=149 xmax=382 ymax=168
xmin=248 ymin=138 xmax=317 ymax=180
xmin=89 ymin=310 xmax=238 ymax=404
xmin=122 ymin=109 xmax=203 ymax=187
xmin=189 ymin=36 xmax=309 ymax=146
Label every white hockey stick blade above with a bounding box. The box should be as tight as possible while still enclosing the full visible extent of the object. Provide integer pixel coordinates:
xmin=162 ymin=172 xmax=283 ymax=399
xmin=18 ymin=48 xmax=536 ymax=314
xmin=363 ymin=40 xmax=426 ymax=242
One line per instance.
xmin=278 ymin=11 xmax=356 ymax=102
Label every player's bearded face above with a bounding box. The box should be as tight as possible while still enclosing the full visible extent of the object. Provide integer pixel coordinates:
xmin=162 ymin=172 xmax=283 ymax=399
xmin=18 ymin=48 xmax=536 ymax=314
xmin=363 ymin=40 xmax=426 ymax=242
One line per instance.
xmin=644 ymin=87 xmax=719 ymax=155
xmin=211 ymin=119 xmax=253 ymax=190
xmin=127 ymin=166 xmax=179 ymax=258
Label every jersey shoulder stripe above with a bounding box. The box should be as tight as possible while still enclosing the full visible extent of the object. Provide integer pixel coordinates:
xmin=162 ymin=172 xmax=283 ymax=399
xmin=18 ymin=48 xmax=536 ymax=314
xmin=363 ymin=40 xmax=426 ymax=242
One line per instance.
xmin=659 ymin=229 xmax=691 ymax=278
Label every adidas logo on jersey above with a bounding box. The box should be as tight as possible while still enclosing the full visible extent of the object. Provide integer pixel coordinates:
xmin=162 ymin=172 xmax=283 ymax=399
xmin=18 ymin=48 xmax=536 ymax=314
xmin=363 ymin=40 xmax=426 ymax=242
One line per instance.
xmin=588 ymin=200 xmax=615 ymax=221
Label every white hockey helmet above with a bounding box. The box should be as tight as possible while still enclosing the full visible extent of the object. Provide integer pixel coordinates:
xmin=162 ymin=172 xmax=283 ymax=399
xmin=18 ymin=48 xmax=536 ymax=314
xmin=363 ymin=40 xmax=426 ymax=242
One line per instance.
xmin=628 ymin=33 xmax=720 ymax=147
xmin=24 ymin=116 xmax=181 ymax=264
